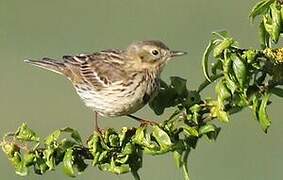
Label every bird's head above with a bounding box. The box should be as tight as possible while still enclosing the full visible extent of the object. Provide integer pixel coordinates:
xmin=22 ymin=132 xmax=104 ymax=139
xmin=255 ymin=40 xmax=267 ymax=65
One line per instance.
xmin=126 ymin=40 xmax=187 ymax=71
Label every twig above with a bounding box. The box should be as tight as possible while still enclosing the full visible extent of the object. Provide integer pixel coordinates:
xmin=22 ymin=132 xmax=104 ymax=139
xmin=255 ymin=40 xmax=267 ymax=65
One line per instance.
xmin=131 ymin=170 xmax=141 ymax=180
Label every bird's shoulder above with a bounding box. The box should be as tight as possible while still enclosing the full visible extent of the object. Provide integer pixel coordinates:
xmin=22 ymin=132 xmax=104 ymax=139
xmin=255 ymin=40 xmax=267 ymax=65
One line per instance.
xmin=62 ymin=49 xmax=125 ymax=65
xmin=62 ymin=49 xmax=134 ymax=88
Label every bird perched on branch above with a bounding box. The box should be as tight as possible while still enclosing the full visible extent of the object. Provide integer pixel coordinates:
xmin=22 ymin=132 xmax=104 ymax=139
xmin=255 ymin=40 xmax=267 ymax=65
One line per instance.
xmin=25 ymin=40 xmax=186 ymax=131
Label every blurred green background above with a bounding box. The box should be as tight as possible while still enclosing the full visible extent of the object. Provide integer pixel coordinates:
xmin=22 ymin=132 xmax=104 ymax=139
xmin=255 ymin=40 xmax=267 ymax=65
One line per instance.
xmin=1 ymin=0 xmax=282 ymax=179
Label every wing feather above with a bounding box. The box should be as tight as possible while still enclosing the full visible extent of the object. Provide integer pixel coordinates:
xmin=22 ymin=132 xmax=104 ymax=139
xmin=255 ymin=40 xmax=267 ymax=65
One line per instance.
xmin=62 ymin=49 xmax=128 ymax=89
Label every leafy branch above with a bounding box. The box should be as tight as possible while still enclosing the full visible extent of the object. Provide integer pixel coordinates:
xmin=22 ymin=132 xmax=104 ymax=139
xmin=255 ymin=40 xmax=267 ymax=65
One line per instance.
xmin=2 ymin=0 xmax=283 ymax=179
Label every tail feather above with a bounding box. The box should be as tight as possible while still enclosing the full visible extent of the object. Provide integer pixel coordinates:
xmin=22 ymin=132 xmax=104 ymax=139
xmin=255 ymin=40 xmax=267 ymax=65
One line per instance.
xmin=24 ymin=58 xmax=67 ymax=75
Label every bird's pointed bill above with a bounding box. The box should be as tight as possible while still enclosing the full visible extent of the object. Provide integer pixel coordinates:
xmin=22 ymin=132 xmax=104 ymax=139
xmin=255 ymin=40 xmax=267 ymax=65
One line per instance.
xmin=170 ymin=51 xmax=187 ymax=57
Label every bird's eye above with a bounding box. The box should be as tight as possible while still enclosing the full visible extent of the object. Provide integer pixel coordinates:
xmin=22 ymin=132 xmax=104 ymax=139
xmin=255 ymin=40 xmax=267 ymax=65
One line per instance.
xmin=151 ymin=49 xmax=159 ymax=56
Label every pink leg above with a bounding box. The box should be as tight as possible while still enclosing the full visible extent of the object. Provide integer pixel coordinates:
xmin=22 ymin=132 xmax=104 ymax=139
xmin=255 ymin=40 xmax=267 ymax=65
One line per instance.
xmin=127 ymin=114 xmax=158 ymax=126
xmin=94 ymin=111 xmax=101 ymax=132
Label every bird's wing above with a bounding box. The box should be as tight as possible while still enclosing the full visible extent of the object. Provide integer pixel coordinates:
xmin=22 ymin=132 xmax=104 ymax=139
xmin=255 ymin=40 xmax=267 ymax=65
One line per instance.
xmin=63 ymin=49 xmax=129 ymax=89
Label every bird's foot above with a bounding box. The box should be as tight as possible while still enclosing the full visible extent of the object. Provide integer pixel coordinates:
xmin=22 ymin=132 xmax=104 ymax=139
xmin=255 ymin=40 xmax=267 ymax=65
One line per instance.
xmin=139 ymin=119 xmax=159 ymax=127
xmin=86 ymin=127 xmax=104 ymax=144
xmin=95 ymin=127 xmax=105 ymax=135
xmin=127 ymin=114 xmax=159 ymax=127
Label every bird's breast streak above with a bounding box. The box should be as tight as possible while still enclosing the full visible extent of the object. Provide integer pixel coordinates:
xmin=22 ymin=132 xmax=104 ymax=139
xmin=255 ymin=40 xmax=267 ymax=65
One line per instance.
xmin=74 ymin=72 xmax=159 ymax=116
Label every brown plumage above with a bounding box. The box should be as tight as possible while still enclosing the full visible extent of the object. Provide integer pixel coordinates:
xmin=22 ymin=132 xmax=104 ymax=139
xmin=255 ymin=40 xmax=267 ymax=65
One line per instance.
xmin=24 ymin=40 xmax=187 ymax=129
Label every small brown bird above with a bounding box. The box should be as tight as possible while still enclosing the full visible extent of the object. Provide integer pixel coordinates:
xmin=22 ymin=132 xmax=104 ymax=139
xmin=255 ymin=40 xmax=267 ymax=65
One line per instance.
xmin=24 ymin=40 xmax=186 ymax=130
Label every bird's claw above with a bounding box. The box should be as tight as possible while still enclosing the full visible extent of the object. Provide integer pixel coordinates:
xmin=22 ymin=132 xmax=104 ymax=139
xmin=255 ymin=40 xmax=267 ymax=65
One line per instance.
xmin=139 ymin=119 xmax=159 ymax=127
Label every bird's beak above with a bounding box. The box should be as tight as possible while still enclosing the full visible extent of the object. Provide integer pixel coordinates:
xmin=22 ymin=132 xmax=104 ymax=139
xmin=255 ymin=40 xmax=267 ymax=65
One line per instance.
xmin=170 ymin=50 xmax=187 ymax=57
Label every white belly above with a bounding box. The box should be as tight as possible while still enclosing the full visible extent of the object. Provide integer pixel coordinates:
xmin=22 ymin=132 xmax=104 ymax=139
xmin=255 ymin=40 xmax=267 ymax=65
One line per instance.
xmin=75 ymin=76 xmax=158 ymax=116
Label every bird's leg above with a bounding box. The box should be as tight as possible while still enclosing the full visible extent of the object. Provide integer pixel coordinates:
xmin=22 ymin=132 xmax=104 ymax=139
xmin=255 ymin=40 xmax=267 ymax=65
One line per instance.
xmin=127 ymin=114 xmax=158 ymax=126
xmin=86 ymin=112 xmax=102 ymax=144
xmin=94 ymin=111 xmax=102 ymax=133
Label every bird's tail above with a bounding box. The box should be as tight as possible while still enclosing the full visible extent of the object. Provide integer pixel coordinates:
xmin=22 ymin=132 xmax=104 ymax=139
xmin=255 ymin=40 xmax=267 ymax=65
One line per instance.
xmin=24 ymin=58 xmax=67 ymax=75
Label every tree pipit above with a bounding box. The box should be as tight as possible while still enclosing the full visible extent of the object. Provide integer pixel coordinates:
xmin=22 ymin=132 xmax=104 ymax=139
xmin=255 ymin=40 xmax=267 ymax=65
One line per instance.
xmin=24 ymin=40 xmax=187 ymax=132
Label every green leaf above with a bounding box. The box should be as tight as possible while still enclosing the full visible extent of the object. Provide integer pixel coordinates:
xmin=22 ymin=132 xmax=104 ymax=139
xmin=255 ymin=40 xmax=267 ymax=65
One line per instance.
xmin=181 ymin=126 xmax=199 ymax=137
xmin=152 ymin=125 xmax=172 ymax=150
xmin=188 ymin=104 xmax=202 ymax=124
xmin=100 ymin=159 xmax=130 ymax=174
xmin=269 ymin=2 xmax=281 ymax=43
xmin=210 ymin=101 xmax=229 ymax=123
xmin=249 ymin=0 xmax=275 ymax=21
xmin=213 ymin=38 xmax=234 ymax=58
xmin=118 ymin=127 xmax=129 ymax=144
xmin=258 ymin=93 xmax=271 ymax=133
xmin=43 ymin=148 xmax=56 ymax=170
xmin=245 ymin=50 xmax=257 ymax=63
xmin=98 ymin=151 xmax=108 ymax=162
xmin=184 ymin=90 xmax=202 ymax=108
xmin=61 ymin=127 xmax=83 ymax=144
xmin=199 ymin=124 xmax=221 ymax=140
xmin=263 ymin=15 xmax=274 ymax=37
xmin=15 ymin=160 xmax=28 ymax=176
xmin=121 ymin=142 xmax=134 ymax=155
xmin=116 ymin=155 xmax=129 ymax=164
xmin=108 ymin=159 xmax=130 ymax=174
xmin=74 ymin=154 xmax=88 ymax=173
xmin=132 ymin=127 xmax=145 ymax=144
xmin=217 ymin=110 xmax=229 ymax=123
xmin=263 ymin=2 xmax=282 ymax=43
xmin=199 ymin=124 xmax=217 ymax=135
xmin=206 ymin=129 xmax=221 ymax=141
xmin=173 ymin=150 xmax=183 ymax=168
xmin=109 ymin=134 xmax=119 ymax=147
xmin=225 ymin=76 xmax=238 ymax=94
xmin=223 ymin=52 xmax=238 ymax=94
xmin=103 ymin=128 xmax=115 ymax=141
xmin=202 ymin=40 xmax=216 ymax=81
xmin=215 ymin=80 xmax=231 ymax=102
xmin=10 ymin=151 xmax=21 ymax=165
xmin=44 ymin=130 xmax=61 ymax=146
xmin=15 ymin=123 xmax=39 ymax=142
xmin=211 ymin=61 xmax=222 ymax=75
xmin=23 ymin=153 xmax=35 ymax=167
xmin=189 ymin=104 xmax=201 ymax=113
xmin=150 ymin=77 xmax=189 ymax=115
xmin=92 ymin=152 xmax=101 ymax=166
xmin=149 ymin=80 xmax=175 ymax=115
xmin=2 ymin=142 xmax=20 ymax=158
xmin=232 ymin=56 xmax=247 ymax=88
xmin=212 ymin=30 xmax=230 ymax=39
xmin=132 ymin=127 xmax=156 ymax=149
xmin=168 ymin=109 xmax=182 ymax=121
xmin=172 ymin=141 xmax=185 ymax=168
xmin=44 ymin=128 xmax=82 ymax=149
xmin=4 ymin=149 xmax=24 ymax=176
xmin=33 ymin=152 xmax=49 ymax=175
xmin=259 ymin=20 xmax=270 ymax=48
xmin=60 ymin=139 xmax=77 ymax=150
xmin=111 ymin=164 xmax=130 ymax=174
xmin=252 ymin=95 xmax=260 ymax=120
xmin=63 ymin=148 xmax=76 ymax=177
xmin=87 ymin=132 xmax=101 ymax=156
xmin=98 ymin=163 xmax=111 ymax=172
xmin=170 ymin=76 xmax=188 ymax=97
